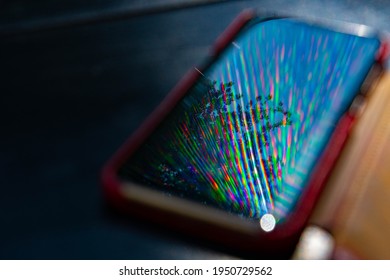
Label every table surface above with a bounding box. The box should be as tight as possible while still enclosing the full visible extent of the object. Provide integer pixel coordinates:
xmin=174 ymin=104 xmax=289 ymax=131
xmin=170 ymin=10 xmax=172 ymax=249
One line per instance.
xmin=1 ymin=0 xmax=390 ymax=259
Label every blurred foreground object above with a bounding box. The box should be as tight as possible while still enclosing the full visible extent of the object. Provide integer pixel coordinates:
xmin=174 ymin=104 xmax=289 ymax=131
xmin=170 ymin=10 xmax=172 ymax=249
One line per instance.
xmin=293 ymin=226 xmax=334 ymax=259
xmin=308 ymin=72 xmax=390 ymax=259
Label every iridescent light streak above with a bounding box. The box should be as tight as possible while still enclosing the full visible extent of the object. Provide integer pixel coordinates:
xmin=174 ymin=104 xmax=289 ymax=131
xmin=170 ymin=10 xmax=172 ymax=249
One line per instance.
xmin=239 ymin=48 xmax=272 ymax=211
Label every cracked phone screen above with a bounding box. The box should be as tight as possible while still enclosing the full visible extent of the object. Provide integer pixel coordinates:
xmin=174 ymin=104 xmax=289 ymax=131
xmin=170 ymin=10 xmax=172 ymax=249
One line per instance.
xmin=118 ymin=18 xmax=379 ymax=224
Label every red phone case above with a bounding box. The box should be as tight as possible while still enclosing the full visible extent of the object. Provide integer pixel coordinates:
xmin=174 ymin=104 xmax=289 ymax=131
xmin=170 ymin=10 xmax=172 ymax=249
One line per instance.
xmin=102 ymin=10 xmax=388 ymax=258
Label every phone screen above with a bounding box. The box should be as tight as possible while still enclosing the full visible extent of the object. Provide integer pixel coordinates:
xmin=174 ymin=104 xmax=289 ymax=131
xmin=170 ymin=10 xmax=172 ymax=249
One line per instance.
xmin=118 ymin=18 xmax=379 ymax=226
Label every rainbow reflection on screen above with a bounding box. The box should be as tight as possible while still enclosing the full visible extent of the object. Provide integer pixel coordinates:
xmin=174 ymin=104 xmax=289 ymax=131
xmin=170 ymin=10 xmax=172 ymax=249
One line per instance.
xmin=119 ymin=18 xmax=379 ymax=223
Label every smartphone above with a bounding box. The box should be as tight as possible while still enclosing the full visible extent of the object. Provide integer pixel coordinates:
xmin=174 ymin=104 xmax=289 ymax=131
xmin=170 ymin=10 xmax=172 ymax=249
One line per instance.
xmin=102 ymin=11 xmax=386 ymax=258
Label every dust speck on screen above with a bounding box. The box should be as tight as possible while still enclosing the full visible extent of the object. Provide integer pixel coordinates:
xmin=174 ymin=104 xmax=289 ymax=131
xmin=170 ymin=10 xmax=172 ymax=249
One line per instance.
xmin=119 ymin=18 xmax=379 ymax=225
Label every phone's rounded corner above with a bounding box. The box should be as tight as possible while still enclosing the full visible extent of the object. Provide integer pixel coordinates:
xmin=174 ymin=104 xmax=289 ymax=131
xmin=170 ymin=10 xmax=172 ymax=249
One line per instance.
xmin=101 ymin=135 xmax=138 ymax=211
xmin=268 ymin=113 xmax=357 ymax=245
xmin=238 ymin=8 xmax=257 ymax=21
xmin=101 ymin=157 xmax=124 ymax=208
xmin=376 ymin=40 xmax=390 ymax=64
xmin=101 ymin=158 xmax=117 ymax=189
xmin=211 ymin=9 xmax=256 ymax=56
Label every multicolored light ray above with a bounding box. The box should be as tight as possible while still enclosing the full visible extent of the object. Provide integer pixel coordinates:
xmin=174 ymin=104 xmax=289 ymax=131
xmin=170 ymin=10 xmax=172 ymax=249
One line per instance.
xmin=119 ymin=19 xmax=379 ymax=223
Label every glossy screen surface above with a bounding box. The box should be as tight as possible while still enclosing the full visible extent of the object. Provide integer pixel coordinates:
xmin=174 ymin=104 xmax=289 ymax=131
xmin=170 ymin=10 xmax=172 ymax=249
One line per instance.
xmin=119 ymin=18 xmax=379 ymax=224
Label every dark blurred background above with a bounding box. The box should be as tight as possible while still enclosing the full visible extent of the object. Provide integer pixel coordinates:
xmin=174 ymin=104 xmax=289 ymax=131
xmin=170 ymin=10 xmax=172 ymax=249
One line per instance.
xmin=1 ymin=0 xmax=390 ymax=259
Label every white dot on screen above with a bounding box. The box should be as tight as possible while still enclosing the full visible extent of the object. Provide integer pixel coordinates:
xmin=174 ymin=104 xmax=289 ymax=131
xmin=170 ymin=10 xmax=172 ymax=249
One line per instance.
xmin=260 ymin=214 xmax=276 ymax=232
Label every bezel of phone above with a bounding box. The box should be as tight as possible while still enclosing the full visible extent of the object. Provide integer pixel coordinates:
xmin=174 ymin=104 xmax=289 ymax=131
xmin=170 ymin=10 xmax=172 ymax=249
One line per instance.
xmin=102 ymin=10 xmax=388 ymax=258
